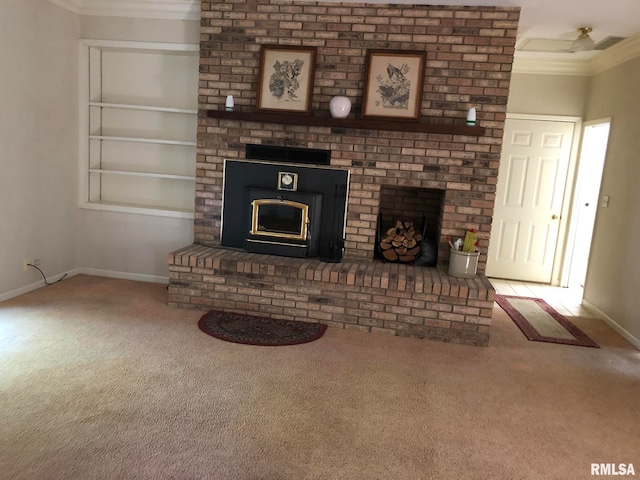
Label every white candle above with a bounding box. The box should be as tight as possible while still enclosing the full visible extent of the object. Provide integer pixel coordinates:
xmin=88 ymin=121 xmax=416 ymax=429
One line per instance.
xmin=466 ymin=107 xmax=476 ymax=126
xmin=225 ymin=95 xmax=234 ymax=110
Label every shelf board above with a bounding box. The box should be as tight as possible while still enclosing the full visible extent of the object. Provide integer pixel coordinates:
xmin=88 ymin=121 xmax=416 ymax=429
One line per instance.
xmin=89 ymin=135 xmax=197 ymax=147
xmin=81 ymin=200 xmax=195 ymax=219
xmin=205 ymin=109 xmax=485 ymax=136
xmin=89 ymin=102 xmax=197 ymax=115
xmin=89 ymin=168 xmax=195 ymax=181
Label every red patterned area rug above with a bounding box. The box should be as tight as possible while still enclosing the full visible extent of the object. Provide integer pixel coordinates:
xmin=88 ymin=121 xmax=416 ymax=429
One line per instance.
xmin=495 ymin=295 xmax=599 ymax=348
xmin=198 ymin=310 xmax=327 ymax=346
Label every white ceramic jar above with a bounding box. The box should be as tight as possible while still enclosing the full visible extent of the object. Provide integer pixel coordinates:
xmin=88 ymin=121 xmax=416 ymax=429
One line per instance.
xmin=329 ymin=96 xmax=352 ymax=119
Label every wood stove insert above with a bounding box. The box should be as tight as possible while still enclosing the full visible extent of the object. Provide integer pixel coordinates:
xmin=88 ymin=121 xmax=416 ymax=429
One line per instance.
xmin=221 ymin=159 xmax=349 ymax=261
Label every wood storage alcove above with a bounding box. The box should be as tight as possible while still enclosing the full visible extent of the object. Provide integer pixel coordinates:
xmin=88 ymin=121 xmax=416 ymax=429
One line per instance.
xmin=375 ymin=186 xmax=445 ymax=266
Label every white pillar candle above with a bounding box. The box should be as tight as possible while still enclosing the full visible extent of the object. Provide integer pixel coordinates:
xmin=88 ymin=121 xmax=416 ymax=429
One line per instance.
xmin=225 ymin=95 xmax=234 ymax=110
xmin=466 ymin=107 xmax=476 ymax=126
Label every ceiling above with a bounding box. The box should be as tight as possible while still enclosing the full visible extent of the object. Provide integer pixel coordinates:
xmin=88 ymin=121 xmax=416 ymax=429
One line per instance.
xmin=49 ymin=0 xmax=640 ymax=69
xmin=502 ymin=0 xmax=640 ymax=60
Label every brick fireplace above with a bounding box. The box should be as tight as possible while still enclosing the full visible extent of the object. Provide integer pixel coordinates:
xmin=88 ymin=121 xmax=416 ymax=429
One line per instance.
xmin=168 ymin=1 xmax=520 ymax=346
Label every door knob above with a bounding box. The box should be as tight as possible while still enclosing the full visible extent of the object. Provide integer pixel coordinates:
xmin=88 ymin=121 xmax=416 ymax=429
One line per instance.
xmin=551 ymin=214 xmax=558 ymax=220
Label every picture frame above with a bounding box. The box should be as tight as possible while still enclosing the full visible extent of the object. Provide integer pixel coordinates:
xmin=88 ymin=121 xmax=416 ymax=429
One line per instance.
xmin=361 ymin=50 xmax=426 ymax=121
xmin=256 ymin=45 xmax=317 ymax=115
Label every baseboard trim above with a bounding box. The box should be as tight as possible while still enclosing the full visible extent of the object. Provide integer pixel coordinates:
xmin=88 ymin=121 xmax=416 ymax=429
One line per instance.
xmin=0 ymin=268 xmax=168 ymax=303
xmin=582 ymin=299 xmax=640 ymax=350
xmin=78 ymin=268 xmax=169 ymax=285
xmin=0 ymin=268 xmax=82 ymax=303
xmin=0 ymin=279 xmax=47 ymax=303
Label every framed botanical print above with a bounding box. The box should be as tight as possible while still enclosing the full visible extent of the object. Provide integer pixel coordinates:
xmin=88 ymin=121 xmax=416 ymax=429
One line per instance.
xmin=361 ymin=50 xmax=426 ymax=121
xmin=256 ymin=45 xmax=317 ymax=114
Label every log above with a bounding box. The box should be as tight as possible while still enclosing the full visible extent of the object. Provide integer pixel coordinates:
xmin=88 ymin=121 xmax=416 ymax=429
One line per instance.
xmin=403 ymin=237 xmax=417 ymax=248
xmin=382 ymin=249 xmax=399 ymax=261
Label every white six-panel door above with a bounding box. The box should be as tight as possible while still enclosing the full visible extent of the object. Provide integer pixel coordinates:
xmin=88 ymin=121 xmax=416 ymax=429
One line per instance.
xmin=487 ymin=118 xmax=575 ymax=283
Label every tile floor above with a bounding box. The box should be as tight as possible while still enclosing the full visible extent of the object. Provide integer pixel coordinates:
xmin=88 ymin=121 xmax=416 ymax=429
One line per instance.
xmin=488 ymin=278 xmax=598 ymax=318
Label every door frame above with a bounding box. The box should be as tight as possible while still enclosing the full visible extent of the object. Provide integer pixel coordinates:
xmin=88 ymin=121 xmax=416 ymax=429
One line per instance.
xmin=560 ymin=117 xmax=612 ymax=288
xmin=499 ymin=114 xmax=583 ymax=285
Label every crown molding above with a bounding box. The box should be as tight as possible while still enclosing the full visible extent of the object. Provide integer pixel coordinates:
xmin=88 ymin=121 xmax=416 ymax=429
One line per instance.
xmin=512 ymin=57 xmax=591 ymax=76
xmin=47 ymin=0 xmax=199 ymax=20
xmin=588 ymin=34 xmax=640 ymax=75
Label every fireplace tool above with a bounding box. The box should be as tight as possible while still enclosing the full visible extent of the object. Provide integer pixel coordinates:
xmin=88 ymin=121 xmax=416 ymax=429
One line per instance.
xmin=321 ymin=184 xmax=346 ymax=262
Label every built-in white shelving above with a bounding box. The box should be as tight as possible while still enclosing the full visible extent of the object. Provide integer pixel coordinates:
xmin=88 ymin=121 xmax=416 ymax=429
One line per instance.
xmin=80 ymin=40 xmax=199 ymax=217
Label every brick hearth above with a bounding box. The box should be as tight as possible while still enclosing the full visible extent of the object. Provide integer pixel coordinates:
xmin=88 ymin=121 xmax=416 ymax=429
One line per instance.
xmin=168 ymin=1 xmax=520 ymax=346
xmin=169 ymin=245 xmax=495 ymax=346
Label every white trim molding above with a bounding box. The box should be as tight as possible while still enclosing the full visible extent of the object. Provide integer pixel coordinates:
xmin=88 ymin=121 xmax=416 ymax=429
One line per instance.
xmin=0 ymin=269 xmax=83 ymax=303
xmin=79 ymin=268 xmax=169 ymax=284
xmin=47 ymin=0 xmax=199 ymax=20
xmin=0 ymin=279 xmax=48 ymax=303
xmin=512 ymin=57 xmax=591 ymax=76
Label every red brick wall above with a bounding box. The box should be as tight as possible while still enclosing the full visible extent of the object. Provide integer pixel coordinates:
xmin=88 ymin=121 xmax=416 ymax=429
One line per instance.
xmin=196 ymin=0 xmax=519 ymax=273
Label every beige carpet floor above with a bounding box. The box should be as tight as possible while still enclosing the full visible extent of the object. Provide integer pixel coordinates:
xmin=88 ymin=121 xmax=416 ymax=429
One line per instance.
xmin=1 ymin=274 xmax=638 ymax=480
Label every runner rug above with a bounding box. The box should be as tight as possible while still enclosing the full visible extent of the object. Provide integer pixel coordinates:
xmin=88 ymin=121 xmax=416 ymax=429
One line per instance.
xmin=198 ymin=310 xmax=327 ymax=346
xmin=495 ymin=295 xmax=599 ymax=348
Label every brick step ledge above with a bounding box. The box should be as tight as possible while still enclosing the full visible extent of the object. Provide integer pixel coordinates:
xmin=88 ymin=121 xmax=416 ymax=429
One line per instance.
xmin=168 ymin=244 xmax=495 ymax=346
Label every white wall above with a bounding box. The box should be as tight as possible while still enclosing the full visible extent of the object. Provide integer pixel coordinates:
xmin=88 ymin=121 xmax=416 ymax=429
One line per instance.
xmin=582 ymin=56 xmax=640 ymax=343
xmin=507 ymin=72 xmax=589 ymax=116
xmin=75 ymin=15 xmax=200 ymax=281
xmin=0 ymin=0 xmax=79 ymax=295
xmin=0 ymin=7 xmax=201 ymax=297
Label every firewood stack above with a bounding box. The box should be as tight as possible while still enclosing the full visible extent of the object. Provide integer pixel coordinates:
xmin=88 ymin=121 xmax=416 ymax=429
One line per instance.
xmin=379 ymin=220 xmax=422 ymax=263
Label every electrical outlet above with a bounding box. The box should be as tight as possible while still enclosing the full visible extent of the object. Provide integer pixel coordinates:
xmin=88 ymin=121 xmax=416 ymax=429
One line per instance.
xmin=23 ymin=258 xmax=40 ymax=271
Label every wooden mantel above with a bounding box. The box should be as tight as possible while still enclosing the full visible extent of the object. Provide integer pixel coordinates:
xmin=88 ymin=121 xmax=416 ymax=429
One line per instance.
xmin=205 ymin=109 xmax=486 ymax=136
